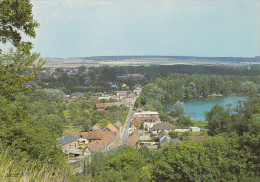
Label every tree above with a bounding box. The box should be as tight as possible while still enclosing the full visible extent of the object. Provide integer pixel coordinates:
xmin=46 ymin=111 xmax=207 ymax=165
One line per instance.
xmin=0 ymin=0 xmax=39 ymax=53
xmin=206 ymin=104 xmax=231 ymax=136
xmin=78 ymin=66 xmax=86 ymax=74
xmin=170 ymin=101 xmax=185 ymax=117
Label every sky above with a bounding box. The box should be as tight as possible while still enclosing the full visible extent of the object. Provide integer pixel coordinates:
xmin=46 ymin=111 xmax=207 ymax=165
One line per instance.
xmin=25 ymin=0 xmax=260 ymax=57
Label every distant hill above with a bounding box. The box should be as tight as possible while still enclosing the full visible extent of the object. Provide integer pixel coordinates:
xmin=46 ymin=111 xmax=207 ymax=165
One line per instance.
xmin=79 ymin=55 xmax=259 ymax=63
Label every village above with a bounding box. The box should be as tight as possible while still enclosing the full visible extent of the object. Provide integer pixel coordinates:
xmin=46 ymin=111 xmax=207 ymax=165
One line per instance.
xmin=58 ymin=86 xmax=205 ymax=173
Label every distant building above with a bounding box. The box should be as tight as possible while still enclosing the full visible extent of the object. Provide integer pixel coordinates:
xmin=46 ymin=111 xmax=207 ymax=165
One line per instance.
xmin=126 ymin=132 xmax=140 ymax=148
xmin=158 ymin=131 xmax=179 ymax=148
xmin=127 ymin=74 xmax=143 ymax=77
xmin=134 ymin=111 xmax=159 ymax=117
xmin=190 ymin=127 xmax=201 ymax=132
xmin=59 ymin=134 xmax=78 ymax=149
xmin=94 ymin=103 xmax=115 ymax=111
xmin=151 ymin=123 xmax=176 ymax=134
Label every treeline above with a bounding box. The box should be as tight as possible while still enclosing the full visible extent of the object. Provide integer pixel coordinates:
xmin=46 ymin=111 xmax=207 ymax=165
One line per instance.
xmin=138 ymin=74 xmax=260 ymax=104
xmin=40 ymin=64 xmax=260 ymax=94
xmin=85 ymin=94 xmax=260 ymax=182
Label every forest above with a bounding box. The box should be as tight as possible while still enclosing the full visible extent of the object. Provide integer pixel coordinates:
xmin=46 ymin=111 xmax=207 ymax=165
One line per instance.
xmin=40 ymin=64 xmax=260 ymax=94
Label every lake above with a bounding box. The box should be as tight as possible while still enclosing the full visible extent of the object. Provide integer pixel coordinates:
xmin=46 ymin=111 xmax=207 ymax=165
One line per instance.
xmin=165 ymin=96 xmax=247 ymax=121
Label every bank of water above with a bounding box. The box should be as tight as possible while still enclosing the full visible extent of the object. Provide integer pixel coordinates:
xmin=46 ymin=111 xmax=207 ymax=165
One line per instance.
xmin=165 ymin=96 xmax=247 ymax=121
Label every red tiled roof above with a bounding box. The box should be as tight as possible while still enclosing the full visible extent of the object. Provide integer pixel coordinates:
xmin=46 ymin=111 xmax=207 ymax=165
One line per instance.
xmin=95 ymin=103 xmax=115 ymax=109
xmin=88 ymin=132 xmax=116 ymax=152
xmin=103 ymin=123 xmax=118 ymax=133
xmin=126 ymin=133 xmax=140 ymax=147
xmin=132 ymin=116 xmax=141 ymax=127
xmin=86 ymin=131 xmax=106 ymax=140
xmin=113 ymin=121 xmax=122 ymax=130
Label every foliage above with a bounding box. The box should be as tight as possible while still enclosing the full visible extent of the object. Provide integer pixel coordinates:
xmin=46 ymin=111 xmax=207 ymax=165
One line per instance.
xmin=170 ymin=101 xmax=185 ymax=117
xmin=205 ymin=104 xmax=231 ymax=136
xmin=0 ymin=50 xmax=44 ymax=100
xmin=0 ymin=0 xmax=39 ymax=52
xmin=33 ymin=88 xmax=65 ymax=102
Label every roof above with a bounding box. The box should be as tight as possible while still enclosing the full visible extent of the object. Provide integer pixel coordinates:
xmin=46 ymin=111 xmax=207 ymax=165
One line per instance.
xmin=132 ymin=116 xmax=141 ymax=127
xmin=126 ymin=133 xmax=140 ymax=147
xmin=159 ymin=137 xmax=168 ymax=147
xmin=86 ymin=131 xmax=106 ymax=140
xmin=95 ymin=103 xmax=115 ymax=109
xmin=134 ymin=111 xmax=159 ymax=116
xmin=103 ymin=123 xmax=118 ymax=133
xmin=88 ymin=132 xmax=116 ymax=152
xmin=117 ymin=91 xmax=128 ymax=94
xmin=158 ymin=131 xmax=171 ymax=141
xmin=187 ymin=136 xmax=205 ymax=142
xmin=73 ymin=132 xmax=89 ymax=139
xmin=59 ymin=134 xmax=77 ymax=146
xmin=159 ymin=137 xmax=179 ymax=148
xmin=152 ymin=123 xmax=176 ymax=131
xmin=140 ymin=115 xmax=161 ymax=123
xmin=113 ymin=121 xmax=122 ymax=130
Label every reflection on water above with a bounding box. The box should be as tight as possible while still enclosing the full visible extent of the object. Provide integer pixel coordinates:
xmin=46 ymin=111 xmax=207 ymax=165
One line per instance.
xmin=165 ymin=96 xmax=247 ymax=121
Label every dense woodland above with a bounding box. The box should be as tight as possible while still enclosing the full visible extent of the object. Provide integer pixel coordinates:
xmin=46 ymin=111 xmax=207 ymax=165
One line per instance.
xmin=40 ymin=64 xmax=260 ymax=94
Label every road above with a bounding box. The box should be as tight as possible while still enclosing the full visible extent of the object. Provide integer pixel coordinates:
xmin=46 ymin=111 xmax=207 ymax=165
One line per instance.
xmin=121 ymin=106 xmax=136 ymax=144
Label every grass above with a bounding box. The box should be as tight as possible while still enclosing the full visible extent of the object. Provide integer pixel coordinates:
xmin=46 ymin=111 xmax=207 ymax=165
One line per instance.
xmin=0 ymin=148 xmax=90 ymax=182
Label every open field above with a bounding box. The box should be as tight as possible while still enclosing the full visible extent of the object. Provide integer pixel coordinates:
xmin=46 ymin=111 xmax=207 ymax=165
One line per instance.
xmin=44 ymin=56 xmax=260 ymax=68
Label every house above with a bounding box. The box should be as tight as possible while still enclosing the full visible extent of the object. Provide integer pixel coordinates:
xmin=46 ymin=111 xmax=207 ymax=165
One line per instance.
xmin=113 ymin=121 xmax=122 ymax=134
xmin=159 ymin=137 xmax=179 ymax=148
xmin=94 ymin=103 xmax=115 ymax=111
xmin=84 ymin=132 xmax=117 ymax=154
xmin=158 ymin=131 xmax=179 ymax=148
xmin=103 ymin=123 xmax=119 ymax=136
xmin=122 ymin=83 xmax=129 ymax=89
xmin=73 ymin=132 xmax=89 ymax=144
xmin=134 ymin=111 xmax=159 ymax=117
xmin=98 ymin=95 xmax=112 ymax=101
xmin=132 ymin=116 xmax=141 ymax=128
xmin=127 ymin=74 xmax=143 ymax=77
xmin=174 ymin=129 xmax=190 ymax=133
xmin=158 ymin=131 xmax=171 ymax=141
xmin=144 ymin=122 xmax=160 ymax=132
xmin=132 ymin=115 xmax=161 ymax=130
xmin=190 ymin=127 xmax=201 ymax=132
xmin=117 ymin=91 xmax=128 ymax=99
xmin=151 ymin=123 xmax=176 ymax=134
xmin=59 ymin=134 xmax=78 ymax=149
xmin=126 ymin=132 xmax=140 ymax=148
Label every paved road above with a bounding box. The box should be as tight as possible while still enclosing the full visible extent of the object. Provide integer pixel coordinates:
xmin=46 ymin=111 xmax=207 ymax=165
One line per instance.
xmin=121 ymin=106 xmax=135 ymax=144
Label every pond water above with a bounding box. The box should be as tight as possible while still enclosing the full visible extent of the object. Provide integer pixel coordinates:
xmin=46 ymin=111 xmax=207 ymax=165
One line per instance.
xmin=165 ymin=96 xmax=247 ymax=121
